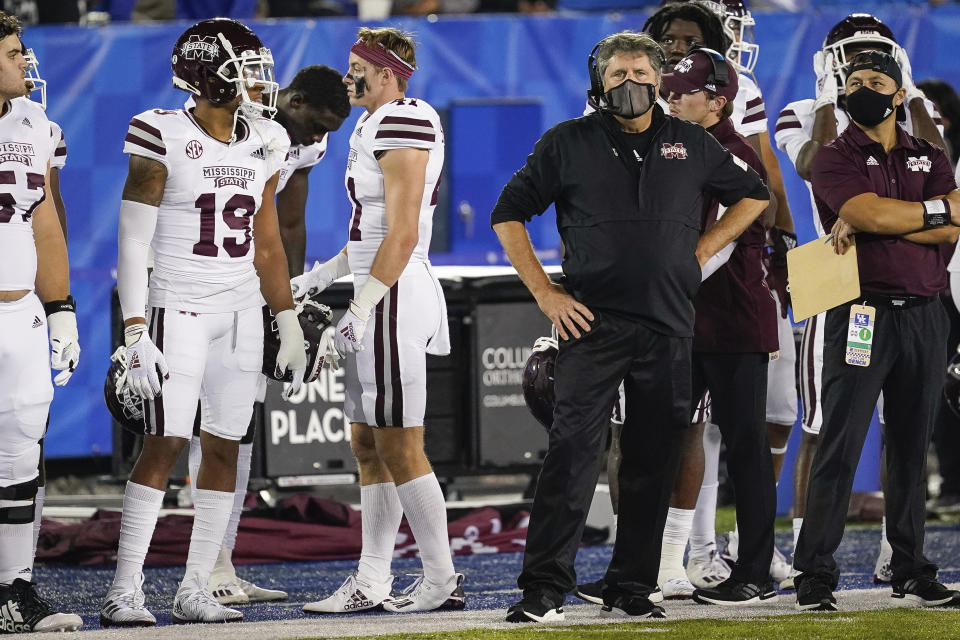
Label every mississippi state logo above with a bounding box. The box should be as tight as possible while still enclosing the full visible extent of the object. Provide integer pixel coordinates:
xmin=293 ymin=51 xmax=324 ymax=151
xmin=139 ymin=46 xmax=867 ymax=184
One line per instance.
xmin=674 ymin=58 xmax=694 ymax=74
xmin=180 ymin=35 xmax=218 ymax=63
xmin=185 ymin=140 xmax=203 ymax=159
xmin=660 ymin=143 xmax=687 ymax=159
xmin=906 ymin=156 xmax=932 ymax=173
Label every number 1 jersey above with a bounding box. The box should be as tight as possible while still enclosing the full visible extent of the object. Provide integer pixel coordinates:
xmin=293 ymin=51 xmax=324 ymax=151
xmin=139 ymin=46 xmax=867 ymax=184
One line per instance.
xmin=345 ymin=98 xmax=444 ymax=274
xmin=124 ymin=108 xmax=290 ymax=313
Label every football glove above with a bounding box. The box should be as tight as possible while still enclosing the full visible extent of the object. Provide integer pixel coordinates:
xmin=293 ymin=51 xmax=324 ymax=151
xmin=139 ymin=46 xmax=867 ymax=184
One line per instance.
xmin=45 ymin=297 xmax=80 ymax=387
xmin=123 ymin=323 xmax=169 ymax=400
xmin=274 ymin=309 xmax=307 ymax=400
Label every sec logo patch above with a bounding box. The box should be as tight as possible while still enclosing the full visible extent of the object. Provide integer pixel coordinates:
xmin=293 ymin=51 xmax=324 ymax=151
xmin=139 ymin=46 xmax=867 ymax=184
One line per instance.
xmin=185 ymin=140 xmax=203 ymax=159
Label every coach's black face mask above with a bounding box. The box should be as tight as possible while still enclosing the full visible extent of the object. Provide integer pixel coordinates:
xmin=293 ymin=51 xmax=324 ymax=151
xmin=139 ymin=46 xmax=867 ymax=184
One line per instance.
xmin=604 ymin=79 xmax=656 ymax=119
xmin=846 ymin=87 xmax=897 ymax=128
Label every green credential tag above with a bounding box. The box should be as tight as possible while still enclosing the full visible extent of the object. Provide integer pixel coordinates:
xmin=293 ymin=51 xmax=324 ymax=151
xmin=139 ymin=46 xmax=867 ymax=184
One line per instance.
xmin=845 ymin=304 xmax=875 ymax=367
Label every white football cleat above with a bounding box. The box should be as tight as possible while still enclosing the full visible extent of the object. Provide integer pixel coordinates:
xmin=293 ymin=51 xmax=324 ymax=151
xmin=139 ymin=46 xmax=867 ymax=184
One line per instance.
xmin=780 ymin=566 xmax=800 ymax=591
xmin=100 ymin=572 xmax=156 ymax=628
xmin=237 ymin=576 xmax=287 ymax=602
xmin=172 ymin=576 xmax=242 ymax=624
xmin=874 ymin=543 xmax=893 ymax=584
xmin=686 ymin=550 xmax=731 ymax=589
xmin=382 ymin=573 xmax=467 ymax=613
xmin=303 ymin=572 xmax=393 ymax=614
xmin=769 ymin=546 xmax=792 ymax=583
xmin=659 ymin=576 xmax=695 ymax=600
xmin=3 ymin=579 xmax=83 ymax=633
xmin=208 ymin=573 xmax=248 ymax=606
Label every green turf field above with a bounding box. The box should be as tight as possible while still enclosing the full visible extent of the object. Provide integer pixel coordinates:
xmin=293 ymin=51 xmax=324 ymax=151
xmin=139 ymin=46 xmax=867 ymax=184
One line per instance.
xmin=344 ymin=609 xmax=960 ymax=640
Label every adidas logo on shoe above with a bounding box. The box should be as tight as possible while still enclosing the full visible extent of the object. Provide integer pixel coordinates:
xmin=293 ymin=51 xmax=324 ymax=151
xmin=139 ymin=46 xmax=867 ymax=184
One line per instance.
xmin=32 ymin=315 xmax=43 ymax=328
xmin=343 ymin=591 xmax=376 ymax=611
xmin=0 ymin=599 xmax=27 ymax=633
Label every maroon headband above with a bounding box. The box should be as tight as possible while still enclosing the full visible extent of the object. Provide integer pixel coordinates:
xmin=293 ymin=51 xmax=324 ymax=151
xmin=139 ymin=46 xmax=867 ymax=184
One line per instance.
xmin=350 ymin=39 xmax=415 ymax=80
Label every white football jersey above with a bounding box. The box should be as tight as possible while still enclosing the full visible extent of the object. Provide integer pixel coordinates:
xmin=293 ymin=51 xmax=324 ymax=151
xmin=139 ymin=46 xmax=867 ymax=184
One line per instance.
xmin=775 ymin=98 xmax=943 ymax=237
xmin=277 ymin=136 xmax=328 ymax=194
xmin=0 ymin=98 xmax=56 ymax=291
xmin=583 ymin=71 xmax=766 ymax=138
xmin=49 ymin=120 xmax=66 ymax=170
xmin=124 ymin=108 xmax=290 ymax=313
xmin=345 ymin=98 xmax=444 ymax=274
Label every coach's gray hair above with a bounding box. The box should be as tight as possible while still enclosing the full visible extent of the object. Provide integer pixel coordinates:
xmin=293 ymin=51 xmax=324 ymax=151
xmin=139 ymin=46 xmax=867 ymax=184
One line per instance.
xmin=596 ymin=31 xmax=665 ymax=80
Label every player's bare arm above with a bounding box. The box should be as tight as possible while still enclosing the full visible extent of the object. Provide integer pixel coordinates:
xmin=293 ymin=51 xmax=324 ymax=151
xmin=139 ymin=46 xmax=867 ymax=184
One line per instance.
xmin=32 ymin=165 xmax=69 ymax=303
xmin=276 ymin=165 xmax=311 ymax=277
xmin=50 ymin=168 xmax=67 ymax=241
xmin=254 ymin=172 xmax=296 ymax=314
xmin=755 ymin=131 xmax=794 ymax=232
xmin=796 ymin=105 xmax=838 ymax=181
xmin=744 ymin=133 xmax=777 ymax=228
xmin=368 ymin=147 xmax=429 ymax=286
xmin=696 ymin=197 xmax=768 ymax=267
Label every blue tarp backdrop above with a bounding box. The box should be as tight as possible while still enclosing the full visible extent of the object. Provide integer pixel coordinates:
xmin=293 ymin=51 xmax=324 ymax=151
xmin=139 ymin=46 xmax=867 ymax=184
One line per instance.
xmin=36 ymin=6 xmax=958 ymax=512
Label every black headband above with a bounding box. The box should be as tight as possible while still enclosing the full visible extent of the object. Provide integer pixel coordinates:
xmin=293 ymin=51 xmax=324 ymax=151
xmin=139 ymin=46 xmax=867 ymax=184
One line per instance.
xmin=845 ymin=50 xmax=902 ymax=88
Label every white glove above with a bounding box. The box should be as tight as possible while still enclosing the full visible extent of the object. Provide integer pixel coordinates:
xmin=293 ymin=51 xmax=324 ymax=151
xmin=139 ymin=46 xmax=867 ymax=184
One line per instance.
xmin=47 ymin=310 xmax=80 ymax=386
xmin=274 ymin=309 xmax=307 ymax=401
xmin=814 ymin=51 xmax=839 ymax=112
xmin=334 ymin=302 xmax=369 ymax=356
xmin=319 ymin=329 xmax=341 ymax=372
xmin=290 ymin=252 xmax=350 ymax=299
xmin=124 ymin=323 xmax=169 ymax=400
xmin=896 ymin=48 xmax=926 ymax=104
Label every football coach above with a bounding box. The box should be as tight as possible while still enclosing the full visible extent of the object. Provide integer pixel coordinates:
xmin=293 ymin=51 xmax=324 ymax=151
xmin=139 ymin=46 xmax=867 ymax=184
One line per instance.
xmin=794 ymin=50 xmax=960 ymax=612
xmin=490 ymin=30 xmax=769 ymax=622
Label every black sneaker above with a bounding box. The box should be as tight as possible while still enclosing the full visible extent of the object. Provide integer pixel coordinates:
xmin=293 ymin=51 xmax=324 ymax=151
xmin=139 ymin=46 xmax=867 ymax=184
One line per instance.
xmin=505 ymin=591 xmax=564 ymax=623
xmin=0 ymin=579 xmax=83 ymax=633
xmin=692 ymin=578 xmax=777 ymax=606
xmin=600 ymin=594 xmax=666 ymax=619
xmin=574 ymin=579 xmax=604 ymax=605
xmin=891 ymin=577 xmax=960 ymax=607
xmin=795 ymin=574 xmax=838 ymax=611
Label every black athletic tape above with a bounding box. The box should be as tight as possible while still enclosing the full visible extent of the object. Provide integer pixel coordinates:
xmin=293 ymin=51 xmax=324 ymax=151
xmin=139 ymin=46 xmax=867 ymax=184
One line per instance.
xmin=0 ymin=478 xmax=38 ymax=501
xmin=0 ymin=504 xmax=35 ymax=525
xmin=43 ymin=295 xmax=76 ymax=317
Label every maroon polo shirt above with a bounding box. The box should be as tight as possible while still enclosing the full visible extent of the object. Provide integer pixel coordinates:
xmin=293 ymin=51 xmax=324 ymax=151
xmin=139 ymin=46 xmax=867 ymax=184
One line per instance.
xmin=811 ymin=122 xmax=957 ymax=297
xmin=694 ymin=118 xmax=779 ymax=354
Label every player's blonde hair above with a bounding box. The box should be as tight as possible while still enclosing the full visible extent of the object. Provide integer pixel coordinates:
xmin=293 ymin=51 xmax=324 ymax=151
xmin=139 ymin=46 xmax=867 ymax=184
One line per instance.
xmin=356 ymin=27 xmax=417 ymax=92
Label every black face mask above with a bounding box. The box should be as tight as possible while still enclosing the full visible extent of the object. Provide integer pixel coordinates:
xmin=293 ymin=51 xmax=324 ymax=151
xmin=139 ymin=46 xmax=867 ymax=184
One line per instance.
xmin=846 ymin=87 xmax=897 ymax=128
xmin=603 ymin=79 xmax=656 ymax=119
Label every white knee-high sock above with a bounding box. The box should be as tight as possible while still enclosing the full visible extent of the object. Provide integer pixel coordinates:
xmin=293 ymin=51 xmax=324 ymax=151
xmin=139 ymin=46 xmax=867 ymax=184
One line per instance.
xmin=221 ymin=442 xmax=252 ymax=552
xmin=113 ymin=481 xmax=165 ymax=590
xmin=188 ymin=435 xmax=202 ymax=503
xmin=184 ymin=489 xmax=234 ymax=585
xmin=659 ymin=507 xmax=694 ymax=579
xmin=31 ymin=486 xmax=44 ymax=558
xmin=0 ymin=486 xmax=36 ymax=584
xmin=395 ymin=473 xmax=455 ymax=584
xmin=690 ymin=422 xmax=722 ymax=557
xmin=357 ymin=482 xmax=404 ymax=584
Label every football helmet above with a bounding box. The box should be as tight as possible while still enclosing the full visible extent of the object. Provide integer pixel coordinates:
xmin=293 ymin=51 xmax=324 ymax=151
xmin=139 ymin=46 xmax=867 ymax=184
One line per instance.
xmin=522 ymin=335 xmax=558 ymax=431
xmin=103 ymin=346 xmax=146 ymax=435
xmin=263 ymin=297 xmax=334 ymax=384
xmin=945 ymin=348 xmax=960 ymax=419
xmin=822 ymin=14 xmax=903 ymax=90
xmin=23 ymin=48 xmax=45 ymax=110
xmin=697 ymin=0 xmax=758 ymax=73
xmin=171 ymin=18 xmax=278 ymax=118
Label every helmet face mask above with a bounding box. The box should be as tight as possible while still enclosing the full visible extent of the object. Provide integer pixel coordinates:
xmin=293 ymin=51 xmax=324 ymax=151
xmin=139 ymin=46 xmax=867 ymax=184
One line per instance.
xmin=171 ymin=19 xmax=279 ymax=119
xmin=822 ymin=14 xmax=903 ymax=94
xmin=262 ymin=296 xmax=334 ymax=385
xmin=23 ymin=48 xmax=45 ymax=110
xmin=696 ymin=0 xmax=759 ymax=73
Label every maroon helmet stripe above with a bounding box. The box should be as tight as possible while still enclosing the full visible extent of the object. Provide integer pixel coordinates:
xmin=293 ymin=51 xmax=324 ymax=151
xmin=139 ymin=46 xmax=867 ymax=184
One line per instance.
xmin=389 ymin=283 xmax=403 ymax=427
xmin=381 ymin=116 xmax=433 ymax=128
xmin=129 ymin=118 xmax=162 ymax=140
xmin=125 ymin=132 xmax=166 ymax=156
xmin=375 ymin=130 xmax=435 ymax=142
xmin=374 ymin=298 xmax=386 ymax=428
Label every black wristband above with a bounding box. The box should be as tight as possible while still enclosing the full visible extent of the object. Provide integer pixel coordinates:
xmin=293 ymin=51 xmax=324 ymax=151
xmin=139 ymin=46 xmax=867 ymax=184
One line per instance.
xmin=922 ymin=199 xmax=950 ymax=228
xmin=43 ymin=295 xmax=76 ymax=317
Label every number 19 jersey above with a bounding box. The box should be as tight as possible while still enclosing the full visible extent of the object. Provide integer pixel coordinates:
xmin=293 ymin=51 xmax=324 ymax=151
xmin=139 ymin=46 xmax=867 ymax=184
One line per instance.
xmin=345 ymin=98 xmax=444 ymax=274
xmin=124 ymin=108 xmax=290 ymax=313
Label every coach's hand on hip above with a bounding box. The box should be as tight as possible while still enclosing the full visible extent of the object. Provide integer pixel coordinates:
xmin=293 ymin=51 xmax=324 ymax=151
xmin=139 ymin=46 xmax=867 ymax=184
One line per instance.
xmin=536 ymin=282 xmax=594 ymax=341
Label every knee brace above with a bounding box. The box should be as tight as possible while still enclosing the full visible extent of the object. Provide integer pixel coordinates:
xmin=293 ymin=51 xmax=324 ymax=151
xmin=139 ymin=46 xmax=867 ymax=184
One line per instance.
xmin=0 ymin=477 xmax=38 ymax=524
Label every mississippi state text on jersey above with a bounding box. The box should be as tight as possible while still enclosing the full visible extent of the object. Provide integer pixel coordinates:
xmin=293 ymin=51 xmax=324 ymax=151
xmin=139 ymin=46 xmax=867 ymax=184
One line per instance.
xmin=277 ymin=136 xmax=328 ymax=194
xmin=124 ymin=108 xmax=290 ymax=312
xmin=344 ymin=98 xmax=443 ymax=273
xmin=0 ymin=98 xmax=56 ymax=291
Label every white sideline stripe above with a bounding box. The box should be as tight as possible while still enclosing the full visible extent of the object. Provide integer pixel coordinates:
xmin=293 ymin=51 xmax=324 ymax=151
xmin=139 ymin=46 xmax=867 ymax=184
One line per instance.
xmin=64 ymin=583 xmax=960 ymax=639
